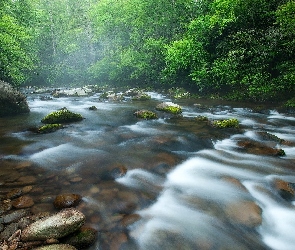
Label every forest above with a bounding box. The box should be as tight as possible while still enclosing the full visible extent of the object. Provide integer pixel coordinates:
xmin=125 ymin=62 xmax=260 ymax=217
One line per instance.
xmin=0 ymin=0 xmax=294 ymax=102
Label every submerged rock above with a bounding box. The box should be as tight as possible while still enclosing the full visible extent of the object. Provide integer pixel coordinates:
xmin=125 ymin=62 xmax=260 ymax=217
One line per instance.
xmin=225 ymin=200 xmax=262 ymax=227
xmin=41 ymin=108 xmax=83 ymax=124
xmin=0 ymin=81 xmax=30 ymax=117
xmin=273 ymin=179 xmax=295 ymax=201
xmin=54 ymin=194 xmax=82 ymax=209
xmin=21 ymin=208 xmax=85 ymax=241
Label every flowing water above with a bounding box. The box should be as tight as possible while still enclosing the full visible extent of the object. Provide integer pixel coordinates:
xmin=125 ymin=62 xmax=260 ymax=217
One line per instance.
xmin=1 ymin=89 xmax=295 ymax=250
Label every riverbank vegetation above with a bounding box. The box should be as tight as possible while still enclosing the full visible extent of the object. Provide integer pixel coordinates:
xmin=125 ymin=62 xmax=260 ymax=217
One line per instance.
xmin=0 ymin=0 xmax=294 ymax=102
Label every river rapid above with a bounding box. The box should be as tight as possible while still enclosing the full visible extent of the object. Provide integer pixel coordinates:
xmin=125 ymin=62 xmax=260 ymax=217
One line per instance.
xmin=1 ymin=88 xmax=295 ymax=250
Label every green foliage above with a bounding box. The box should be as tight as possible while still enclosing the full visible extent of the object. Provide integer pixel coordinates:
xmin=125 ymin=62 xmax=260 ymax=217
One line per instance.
xmin=0 ymin=3 xmax=36 ymax=85
xmin=41 ymin=108 xmax=83 ymax=124
xmin=212 ymin=118 xmax=239 ymax=128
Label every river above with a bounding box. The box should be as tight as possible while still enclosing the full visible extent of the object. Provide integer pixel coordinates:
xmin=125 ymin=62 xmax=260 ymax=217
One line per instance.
xmin=1 ymin=88 xmax=295 ymax=250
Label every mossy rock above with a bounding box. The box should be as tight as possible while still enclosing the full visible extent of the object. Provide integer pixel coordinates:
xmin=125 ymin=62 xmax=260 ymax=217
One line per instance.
xmin=195 ymin=115 xmax=209 ymax=121
xmin=41 ymin=108 xmax=83 ymax=124
xmin=212 ymin=118 xmax=239 ymax=128
xmin=89 ymin=106 xmax=97 ymax=110
xmin=156 ymin=102 xmax=182 ymax=114
xmin=132 ymin=93 xmax=151 ymax=101
xmin=134 ymin=110 xmax=158 ymax=120
xmin=61 ymin=226 xmax=97 ymax=249
xmin=38 ymin=124 xmax=63 ymax=133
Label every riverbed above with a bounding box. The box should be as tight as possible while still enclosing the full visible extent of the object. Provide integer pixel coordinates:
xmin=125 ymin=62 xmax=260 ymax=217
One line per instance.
xmin=1 ymin=88 xmax=295 ymax=250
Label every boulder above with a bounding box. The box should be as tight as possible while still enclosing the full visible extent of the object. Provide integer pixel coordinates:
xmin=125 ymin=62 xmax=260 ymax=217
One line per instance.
xmin=0 ymin=81 xmax=30 ymax=116
xmin=21 ymin=208 xmax=85 ymax=241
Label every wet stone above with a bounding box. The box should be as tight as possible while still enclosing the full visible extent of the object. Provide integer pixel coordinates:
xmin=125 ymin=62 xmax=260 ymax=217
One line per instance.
xmin=225 ymin=200 xmax=262 ymax=227
xmin=6 ymin=188 xmax=23 ymax=199
xmin=0 ymin=222 xmax=18 ymax=240
xmin=0 ymin=199 xmax=12 ymax=215
xmin=54 ymin=194 xmax=82 ymax=209
xmin=1 ymin=208 xmax=30 ymax=224
xmin=61 ymin=226 xmax=97 ymax=249
xmin=12 ymin=195 xmax=34 ymax=209
xmin=120 ymin=213 xmax=141 ymax=227
xmin=273 ymin=179 xmax=295 ymax=201
xmin=17 ymin=175 xmax=37 ymax=185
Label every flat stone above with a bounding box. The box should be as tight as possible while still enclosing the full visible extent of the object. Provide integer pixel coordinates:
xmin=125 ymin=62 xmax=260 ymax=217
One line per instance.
xmin=12 ymin=195 xmax=34 ymax=208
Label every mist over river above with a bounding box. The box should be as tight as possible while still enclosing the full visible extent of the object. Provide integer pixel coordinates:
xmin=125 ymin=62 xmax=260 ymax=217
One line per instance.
xmin=1 ymin=88 xmax=295 ymax=250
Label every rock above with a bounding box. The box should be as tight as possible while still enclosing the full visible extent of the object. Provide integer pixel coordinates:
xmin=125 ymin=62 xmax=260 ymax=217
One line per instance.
xmin=133 ymin=110 xmax=158 ymax=119
xmin=0 ymin=80 xmax=30 ymax=117
xmin=225 ymin=200 xmax=262 ymax=227
xmin=61 ymin=226 xmax=97 ymax=249
xmin=17 ymin=175 xmax=37 ymax=185
xmin=101 ymin=165 xmax=127 ymax=180
xmin=211 ymin=118 xmax=239 ymax=128
xmin=273 ymin=179 xmax=295 ymax=201
xmin=120 ymin=214 xmax=141 ymax=227
xmin=0 ymin=208 xmax=30 ymax=224
xmin=0 ymin=222 xmax=18 ymax=240
xmin=132 ymin=93 xmax=151 ymax=101
xmin=238 ymin=140 xmax=286 ymax=156
xmin=21 ymin=208 xmax=85 ymax=241
xmin=12 ymin=195 xmax=34 ymax=209
xmin=0 ymin=199 xmax=12 ymax=215
xmin=156 ymin=102 xmax=182 ymax=114
xmin=41 ymin=108 xmax=83 ymax=124
xmin=34 ymin=244 xmax=77 ymax=250
xmin=52 ymin=87 xmax=93 ymax=97
xmin=89 ymin=106 xmax=97 ymax=110
xmin=54 ymin=194 xmax=82 ymax=209
xmin=6 ymin=188 xmax=23 ymax=199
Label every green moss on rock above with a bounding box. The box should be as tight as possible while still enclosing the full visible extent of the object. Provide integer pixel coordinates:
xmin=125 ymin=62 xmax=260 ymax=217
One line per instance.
xmin=134 ymin=110 xmax=158 ymax=119
xmin=41 ymin=108 xmax=83 ymax=124
xmin=156 ymin=102 xmax=182 ymax=114
xmin=38 ymin=124 xmax=63 ymax=133
xmin=212 ymin=118 xmax=239 ymax=128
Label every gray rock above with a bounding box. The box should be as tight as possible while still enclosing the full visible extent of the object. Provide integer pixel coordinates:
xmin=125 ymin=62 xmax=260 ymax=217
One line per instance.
xmin=0 ymin=208 xmax=30 ymax=224
xmin=21 ymin=208 xmax=85 ymax=241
